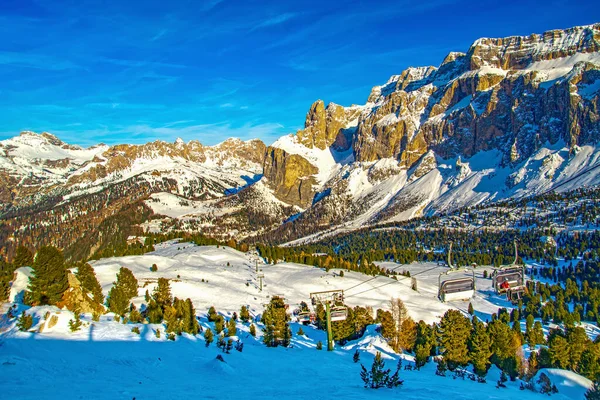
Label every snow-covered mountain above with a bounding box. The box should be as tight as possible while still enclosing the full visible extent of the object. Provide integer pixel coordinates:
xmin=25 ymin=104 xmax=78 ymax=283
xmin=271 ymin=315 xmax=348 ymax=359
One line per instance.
xmin=1 ymin=23 xmax=600 ymax=259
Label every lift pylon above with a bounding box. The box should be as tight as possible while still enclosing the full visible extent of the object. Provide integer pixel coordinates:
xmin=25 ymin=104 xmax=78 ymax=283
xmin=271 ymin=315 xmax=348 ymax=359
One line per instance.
xmin=309 ymin=289 xmax=346 ymax=351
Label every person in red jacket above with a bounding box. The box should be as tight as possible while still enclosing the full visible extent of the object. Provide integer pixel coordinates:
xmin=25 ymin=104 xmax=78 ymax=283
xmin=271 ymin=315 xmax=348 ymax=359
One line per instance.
xmin=500 ymin=279 xmax=510 ymax=291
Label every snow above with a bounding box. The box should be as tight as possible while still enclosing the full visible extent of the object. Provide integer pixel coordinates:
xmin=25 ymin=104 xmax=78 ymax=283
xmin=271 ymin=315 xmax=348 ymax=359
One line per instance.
xmin=271 ymin=134 xmax=343 ymax=185
xmin=1 ymin=242 xmax=595 ymax=399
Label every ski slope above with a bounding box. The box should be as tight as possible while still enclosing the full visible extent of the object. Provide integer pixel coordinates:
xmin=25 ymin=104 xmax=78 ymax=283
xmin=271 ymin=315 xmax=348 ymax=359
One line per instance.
xmin=1 ymin=241 xmax=596 ymax=399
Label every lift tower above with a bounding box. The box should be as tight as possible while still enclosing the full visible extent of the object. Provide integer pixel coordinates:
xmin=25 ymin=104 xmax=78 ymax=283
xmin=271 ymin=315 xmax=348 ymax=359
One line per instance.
xmin=310 ymin=289 xmax=346 ymax=351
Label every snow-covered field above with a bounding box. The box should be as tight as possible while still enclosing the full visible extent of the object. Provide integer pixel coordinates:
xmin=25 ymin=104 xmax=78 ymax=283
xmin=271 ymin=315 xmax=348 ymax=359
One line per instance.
xmin=1 ymin=241 xmax=595 ymax=399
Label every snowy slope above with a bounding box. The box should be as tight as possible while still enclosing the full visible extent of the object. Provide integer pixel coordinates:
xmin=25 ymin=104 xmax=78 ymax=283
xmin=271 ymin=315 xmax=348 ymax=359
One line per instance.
xmin=1 ymin=241 xmax=595 ymax=399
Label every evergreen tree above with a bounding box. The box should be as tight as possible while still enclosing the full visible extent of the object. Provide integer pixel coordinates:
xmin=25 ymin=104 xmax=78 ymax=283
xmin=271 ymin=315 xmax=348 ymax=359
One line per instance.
xmin=226 ymin=317 xmax=237 ymax=337
xmin=108 ymin=285 xmax=129 ymax=316
xmin=28 ymin=246 xmax=68 ymax=305
xmin=69 ymin=311 xmax=82 ymax=332
xmin=549 ymin=334 xmax=571 ymax=369
xmin=240 ymin=305 xmax=250 ymax=323
xmin=183 ymin=298 xmax=200 ymax=335
xmin=316 ymin=340 xmax=323 ymax=350
xmin=164 ymin=305 xmax=180 ymax=334
xmin=208 ymin=306 xmax=218 ymax=322
xmin=16 ymin=311 xmax=33 ymax=331
xmin=398 ymin=317 xmax=417 ymax=352
xmin=354 ymin=349 xmax=361 ymax=363
xmin=13 ymin=246 xmax=33 ymax=268
xmin=115 ymin=267 xmax=138 ymax=300
xmin=488 ymin=319 xmax=521 ymax=379
xmin=145 ymin=298 xmax=163 ymax=323
xmin=360 ymin=351 xmax=403 ymax=389
xmin=438 ymin=310 xmax=471 ymax=370
xmin=153 ymin=277 xmax=172 ymax=309
xmin=261 ymin=296 xmax=290 ymax=347
xmin=204 ymin=328 xmax=214 ymax=347
xmin=469 ymin=317 xmax=492 ymax=377
xmin=468 ymin=302 xmax=474 ymax=315
xmin=297 ymin=327 xmax=305 ymax=336
xmin=108 ymin=267 xmax=138 ymax=316
xmin=249 ymin=324 xmax=256 ymax=337
xmin=75 ymin=262 xmax=104 ymax=304
xmin=214 ymin=316 xmax=225 ymax=334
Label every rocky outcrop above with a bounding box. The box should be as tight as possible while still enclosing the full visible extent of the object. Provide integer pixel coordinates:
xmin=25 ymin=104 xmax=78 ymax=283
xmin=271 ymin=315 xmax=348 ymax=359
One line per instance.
xmin=353 ymin=23 xmax=600 ymax=166
xmin=59 ymin=272 xmax=104 ymax=314
xmin=263 ymin=147 xmax=318 ymax=208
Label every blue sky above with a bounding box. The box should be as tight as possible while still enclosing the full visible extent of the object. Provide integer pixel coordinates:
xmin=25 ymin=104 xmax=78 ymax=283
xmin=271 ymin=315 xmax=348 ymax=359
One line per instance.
xmin=0 ymin=0 xmax=598 ymax=146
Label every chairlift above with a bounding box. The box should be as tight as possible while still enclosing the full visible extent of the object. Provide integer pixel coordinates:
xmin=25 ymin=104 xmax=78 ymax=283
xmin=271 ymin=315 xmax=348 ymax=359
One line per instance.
xmin=438 ymin=272 xmax=476 ymax=302
xmin=330 ymin=306 xmax=348 ymax=322
xmin=438 ymin=243 xmax=475 ymax=302
xmin=297 ymin=311 xmax=311 ymax=324
xmin=506 ymin=286 xmax=526 ymax=304
xmin=492 ymin=241 xmax=525 ymax=294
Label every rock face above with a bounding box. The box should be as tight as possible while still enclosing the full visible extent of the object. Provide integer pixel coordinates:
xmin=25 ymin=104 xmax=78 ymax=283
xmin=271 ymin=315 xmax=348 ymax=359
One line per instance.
xmin=59 ymin=272 xmax=104 ymax=314
xmin=263 ymin=147 xmax=318 ymax=208
xmin=295 ymin=100 xmax=361 ymax=151
xmin=352 ymin=23 xmax=600 ymax=166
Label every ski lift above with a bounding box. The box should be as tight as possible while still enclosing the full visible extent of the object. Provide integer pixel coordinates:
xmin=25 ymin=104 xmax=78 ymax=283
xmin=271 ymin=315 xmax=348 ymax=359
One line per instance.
xmin=438 ymin=272 xmax=476 ymax=302
xmin=297 ymin=311 xmax=311 ymax=324
xmin=330 ymin=306 xmax=348 ymax=321
xmin=492 ymin=241 xmax=525 ymax=294
xmin=506 ymin=286 xmax=526 ymax=304
xmin=438 ymin=243 xmax=476 ymax=302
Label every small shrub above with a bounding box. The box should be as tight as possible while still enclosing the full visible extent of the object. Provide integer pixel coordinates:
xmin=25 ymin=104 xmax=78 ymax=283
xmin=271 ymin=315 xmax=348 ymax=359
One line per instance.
xmin=167 ymin=333 xmax=176 ymax=341
xmin=155 ymin=328 xmax=161 ymax=338
xmin=131 ymin=326 xmax=141 ymax=334
xmin=150 ymin=264 xmax=158 ymax=272
xmin=69 ymin=312 xmax=82 ymax=332
xmin=316 ymin=341 xmax=323 ymax=350
xmin=16 ymin=311 xmax=33 ymax=331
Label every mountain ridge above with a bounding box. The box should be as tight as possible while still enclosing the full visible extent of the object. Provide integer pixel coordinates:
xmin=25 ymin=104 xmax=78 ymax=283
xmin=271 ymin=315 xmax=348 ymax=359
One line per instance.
xmin=1 ymin=22 xmax=600 ymax=261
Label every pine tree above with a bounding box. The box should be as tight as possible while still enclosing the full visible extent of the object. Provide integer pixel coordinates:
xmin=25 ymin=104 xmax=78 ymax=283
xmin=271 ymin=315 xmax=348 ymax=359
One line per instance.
xmin=164 ymin=305 xmax=180 ymax=334
xmin=69 ymin=311 xmax=82 ymax=332
xmin=115 ymin=267 xmax=138 ymax=300
xmin=226 ymin=339 xmax=233 ymax=353
xmin=215 ymin=316 xmax=225 ymax=334
xmin=107 ymin=285 xmax=129 ymax=316
xmin=261 ymin=296 xmax=290 ymax=347
xmin=145 ymin=298 xmax=163 ymax=323
xmin=439 ymin=310 xmax=471 ymax=370
xmin=204 ymin=328 xmax=214 ymax=347
xmin=208 ymin=306 xmax=218 ymax=322
xmin=360 ymin=351 xmax=403 ymax=389
xmin=469 ymin=317 xmax=492 ymax=377
xmin=13 ymin=246 xmax=33 ymax=268
xmin=353 ymin=349 xmax=360 ymax=363
xmin=226 ymin=317 xmax=237 ymax=337
xmin=398 ymin=317 xmax=417 ymax=352
xmin=316 ymin=341 xmax=323 ymax=350
xmin=488 ymin=319 xmax=521 ymax=379
xmin=249 ymin=323 xmax=256 ymax=337
xmin=240 ymin=305 xmax=250 ymax=323
xmin=153 ymin=277 xmax=172 ymax=309
xmin=16 ymin=311 xmax=33 ymax=331
xmin=75 ymin=262 xmax=104 ymax=304
xmin=28 ymin=246 xmax=68 ymax=305
xmin=297 ymin=327 xmax=305 ymax=336
xmin=468 ymin=302 xmax=474 ymax=315
xmin=549 ymin=334 xmax=571 ymax=369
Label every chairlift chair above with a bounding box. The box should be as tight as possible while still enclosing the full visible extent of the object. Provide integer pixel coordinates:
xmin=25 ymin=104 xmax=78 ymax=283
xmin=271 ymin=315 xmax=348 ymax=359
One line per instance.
xmin=438 ymin=243 xmax=476 ymax=302
xmin=330 ymin=306 xmax=348 ymax=322
xmin=492 ymin=241 xmax=525 ymax=294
